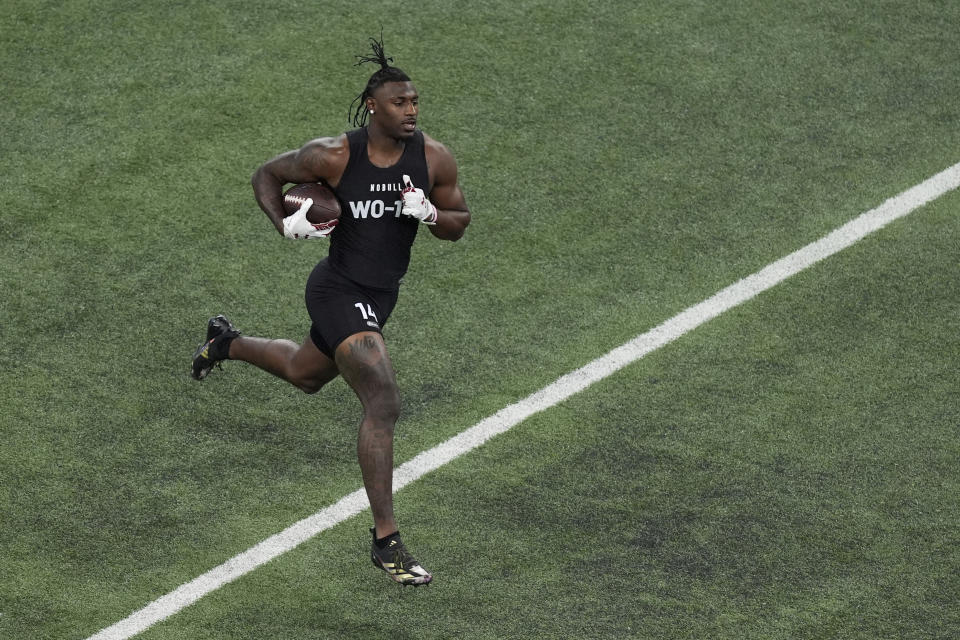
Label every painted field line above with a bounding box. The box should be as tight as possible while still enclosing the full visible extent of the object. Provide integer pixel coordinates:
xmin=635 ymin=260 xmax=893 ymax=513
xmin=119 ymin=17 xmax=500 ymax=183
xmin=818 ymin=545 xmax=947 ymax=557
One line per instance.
xmin=86 ymin=161 xmax=960 ymax=640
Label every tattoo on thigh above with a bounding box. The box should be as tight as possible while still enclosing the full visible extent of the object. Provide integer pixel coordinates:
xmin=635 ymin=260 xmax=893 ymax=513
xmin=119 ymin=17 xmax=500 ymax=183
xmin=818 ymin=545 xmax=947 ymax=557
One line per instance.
xmin=339 ymin=334 xmax=387 ymax=387
xmin=339 ymin=334 xmax=399 ymax=405
xmin=349 ymin=335 xmax=380 ymax=360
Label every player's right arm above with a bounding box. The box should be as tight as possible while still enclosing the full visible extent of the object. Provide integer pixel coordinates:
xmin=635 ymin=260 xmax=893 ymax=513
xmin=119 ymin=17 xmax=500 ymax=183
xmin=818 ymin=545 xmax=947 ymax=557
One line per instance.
xmin=251 ymin=135 xmax=349 ymax=235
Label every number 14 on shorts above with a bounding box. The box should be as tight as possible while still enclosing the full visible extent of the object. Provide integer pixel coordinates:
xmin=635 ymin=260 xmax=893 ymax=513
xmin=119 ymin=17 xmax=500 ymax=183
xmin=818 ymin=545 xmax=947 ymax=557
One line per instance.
xmin=355 ymin=302 xmax=380 ymax=329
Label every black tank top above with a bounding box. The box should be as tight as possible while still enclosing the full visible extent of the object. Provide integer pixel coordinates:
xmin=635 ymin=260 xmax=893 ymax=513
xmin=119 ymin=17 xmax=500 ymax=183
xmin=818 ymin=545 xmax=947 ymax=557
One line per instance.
xmin=328 ymin=128 xmax=430 ymax=289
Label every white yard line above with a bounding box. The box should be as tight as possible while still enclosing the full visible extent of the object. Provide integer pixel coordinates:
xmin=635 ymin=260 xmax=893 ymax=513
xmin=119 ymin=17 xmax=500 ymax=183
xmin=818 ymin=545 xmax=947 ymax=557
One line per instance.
xmin=86 ymin=162 xmax=960 ymax=640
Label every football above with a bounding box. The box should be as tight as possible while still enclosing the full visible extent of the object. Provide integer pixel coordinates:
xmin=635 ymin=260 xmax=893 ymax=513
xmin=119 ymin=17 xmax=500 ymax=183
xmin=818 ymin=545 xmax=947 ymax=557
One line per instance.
xmin=283 ymin=182 xmax=341 ymax=224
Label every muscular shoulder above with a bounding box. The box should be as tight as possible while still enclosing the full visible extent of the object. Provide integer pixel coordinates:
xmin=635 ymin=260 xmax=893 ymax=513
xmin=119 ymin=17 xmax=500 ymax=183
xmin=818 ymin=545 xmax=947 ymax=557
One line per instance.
xmin=303 ymin=134 xmax=349 ymax=154
xmin=298 ymin=134 xmax=350 ymax=184
xmin=421 ymin=132 xmax=458 ymax=187
xmin=422 ymin=131 xmax=455 ymax=163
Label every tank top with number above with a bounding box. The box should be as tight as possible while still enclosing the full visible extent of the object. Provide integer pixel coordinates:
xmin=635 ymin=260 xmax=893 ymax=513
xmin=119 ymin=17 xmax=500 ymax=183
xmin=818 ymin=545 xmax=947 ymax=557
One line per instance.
xmin=328 ymin=127 xmax=429 ymax=290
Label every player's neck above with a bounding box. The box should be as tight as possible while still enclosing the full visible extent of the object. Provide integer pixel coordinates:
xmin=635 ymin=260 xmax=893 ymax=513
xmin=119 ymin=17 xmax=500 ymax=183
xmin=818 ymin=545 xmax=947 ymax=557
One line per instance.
xmin=367 ymin=123 xmax=405 ymax=148
xmin=366 ymin=123 xmax=406 ymax=167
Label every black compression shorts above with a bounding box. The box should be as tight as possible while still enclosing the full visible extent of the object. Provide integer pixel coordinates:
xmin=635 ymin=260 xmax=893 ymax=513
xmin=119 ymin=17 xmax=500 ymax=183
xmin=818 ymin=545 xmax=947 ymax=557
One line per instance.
xmin=305 ymin=258 xmax=399 ymax=358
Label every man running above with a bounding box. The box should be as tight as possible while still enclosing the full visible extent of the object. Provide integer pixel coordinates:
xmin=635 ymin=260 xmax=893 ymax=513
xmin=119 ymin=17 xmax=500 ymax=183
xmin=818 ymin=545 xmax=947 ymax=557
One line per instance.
xmin=191 ymin=35 xmax=470 ymax=586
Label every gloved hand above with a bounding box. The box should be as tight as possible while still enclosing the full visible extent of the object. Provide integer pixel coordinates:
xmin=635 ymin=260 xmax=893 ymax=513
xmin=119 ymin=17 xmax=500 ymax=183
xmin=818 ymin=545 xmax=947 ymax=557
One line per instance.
xmin=282 ymin=198 xmax=337 ymax=239
xmin=400 ymin=174 xmax=438 ymax=225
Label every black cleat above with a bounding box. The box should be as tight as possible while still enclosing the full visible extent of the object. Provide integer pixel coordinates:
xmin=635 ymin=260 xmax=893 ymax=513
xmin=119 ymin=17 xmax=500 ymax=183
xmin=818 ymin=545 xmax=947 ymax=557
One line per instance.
xmin=370 ymin=528 xmax=432 ymax=586
xmin=191 ymin=315 xmax=240 ymax=380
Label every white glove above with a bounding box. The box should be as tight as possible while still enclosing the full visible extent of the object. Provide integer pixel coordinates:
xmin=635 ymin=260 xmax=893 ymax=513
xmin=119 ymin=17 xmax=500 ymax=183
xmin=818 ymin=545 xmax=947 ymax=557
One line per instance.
xmin=400 ymin=174 xmax=438 ymax=224
xmin=282 ymin=198 xmax=337 ymax=239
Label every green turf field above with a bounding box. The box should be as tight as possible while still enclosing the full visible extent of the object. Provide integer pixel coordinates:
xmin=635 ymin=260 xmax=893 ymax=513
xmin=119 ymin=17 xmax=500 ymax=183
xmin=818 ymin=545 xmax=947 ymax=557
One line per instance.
xmin=2 ymin=1 xmax=958 ymax=638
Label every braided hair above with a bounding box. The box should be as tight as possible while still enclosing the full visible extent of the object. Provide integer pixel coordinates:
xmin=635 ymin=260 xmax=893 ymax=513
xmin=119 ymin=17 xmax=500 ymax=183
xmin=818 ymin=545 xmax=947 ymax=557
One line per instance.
xmin=348 ymin=32 xmax=411 ymax=127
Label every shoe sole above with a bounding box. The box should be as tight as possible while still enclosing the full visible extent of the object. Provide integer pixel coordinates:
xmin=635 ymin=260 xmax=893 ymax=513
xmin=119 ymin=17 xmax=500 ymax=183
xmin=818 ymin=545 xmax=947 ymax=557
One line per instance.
xmin=192 ymin=315 xmax=240 ymax=381
xmin=191 ymin=340 xmax=215 ymax=380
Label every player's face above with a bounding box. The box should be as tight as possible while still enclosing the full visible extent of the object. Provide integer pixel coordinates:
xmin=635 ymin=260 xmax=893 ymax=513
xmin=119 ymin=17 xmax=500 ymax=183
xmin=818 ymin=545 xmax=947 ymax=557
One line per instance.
xmin=370 ymin=82 xmax=419 ymax=139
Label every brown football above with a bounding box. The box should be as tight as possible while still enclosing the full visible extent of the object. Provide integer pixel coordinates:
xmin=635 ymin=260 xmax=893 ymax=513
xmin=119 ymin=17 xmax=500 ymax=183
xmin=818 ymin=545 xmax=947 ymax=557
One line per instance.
xmin=282 ymin=182 xmax=341 ymax=224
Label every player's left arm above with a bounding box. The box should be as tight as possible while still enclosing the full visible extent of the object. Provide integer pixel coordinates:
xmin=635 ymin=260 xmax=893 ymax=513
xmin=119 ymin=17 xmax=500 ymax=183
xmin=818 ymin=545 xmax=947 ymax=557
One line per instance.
xmin=425 ymin=136 xmax=471 ymax=241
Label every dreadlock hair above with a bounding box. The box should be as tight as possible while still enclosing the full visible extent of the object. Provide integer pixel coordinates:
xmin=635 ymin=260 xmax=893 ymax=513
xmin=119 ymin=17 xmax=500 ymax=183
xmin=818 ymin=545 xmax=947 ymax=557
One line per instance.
xmin=348 ymin=31 xmax=411 ymax=127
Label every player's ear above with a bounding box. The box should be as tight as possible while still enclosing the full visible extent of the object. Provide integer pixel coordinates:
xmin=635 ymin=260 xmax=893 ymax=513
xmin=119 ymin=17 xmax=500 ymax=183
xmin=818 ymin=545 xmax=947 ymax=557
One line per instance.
xmin=365 ymin=97 xmax=376 ymax=114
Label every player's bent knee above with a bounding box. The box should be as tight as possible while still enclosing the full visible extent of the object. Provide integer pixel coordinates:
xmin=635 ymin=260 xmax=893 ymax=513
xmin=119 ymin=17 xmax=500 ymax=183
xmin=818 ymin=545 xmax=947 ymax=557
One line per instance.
xmin=288 ymin=345 xmax=338 ymax=395
xmin=297 ymin=379 xmax=324 ymax=395
xmin=289 ymin=370 xmax=328 ymax=394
